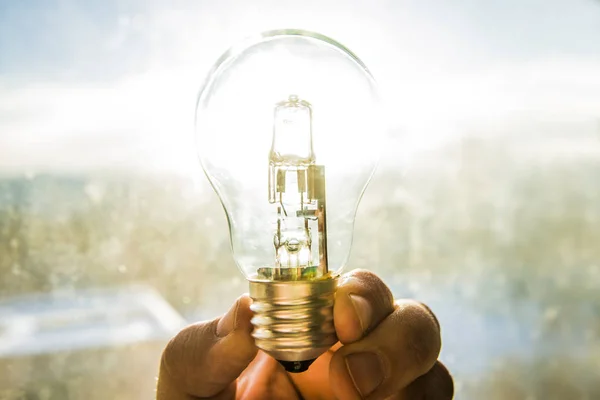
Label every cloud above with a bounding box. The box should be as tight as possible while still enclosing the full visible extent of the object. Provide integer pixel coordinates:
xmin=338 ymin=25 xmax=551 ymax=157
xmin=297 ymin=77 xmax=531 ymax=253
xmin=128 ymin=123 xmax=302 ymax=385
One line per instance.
xmin=0 ymin=0 xmax=599 ymax=172
xmin=0 ymin=67 xmax=200 ymax=173
xmin=390 ymin=56 xmax=600 ymax=149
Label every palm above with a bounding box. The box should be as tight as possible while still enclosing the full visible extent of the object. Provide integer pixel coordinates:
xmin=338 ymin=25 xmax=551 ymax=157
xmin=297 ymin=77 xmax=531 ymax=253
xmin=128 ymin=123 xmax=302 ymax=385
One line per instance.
xmin=236 ymin=348 xmax=337 ymax=399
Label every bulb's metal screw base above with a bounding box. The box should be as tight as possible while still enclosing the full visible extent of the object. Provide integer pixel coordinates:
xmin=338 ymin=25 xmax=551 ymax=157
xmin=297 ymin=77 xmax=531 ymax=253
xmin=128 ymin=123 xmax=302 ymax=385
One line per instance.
xmin=248 ymin=276 xmax=338 ymax=373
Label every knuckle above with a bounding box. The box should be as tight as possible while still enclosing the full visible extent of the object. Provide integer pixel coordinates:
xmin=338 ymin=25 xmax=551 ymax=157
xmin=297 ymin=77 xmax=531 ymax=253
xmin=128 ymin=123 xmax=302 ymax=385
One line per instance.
xmin=417 ymin=302 xmax=441 ymax=331
xmin=430 ymin=361 xmax=454 ymax=398
xmin=341 ymin=270 xmax=397 ymax=331
xmin=160 ymin=331 xmax=185 ymax=385
xmin=347 ymin=268 xmax=381 ymax=283
xmin=161 ymin=321 xmax=217 ymax=386
xmin=406 ymin=361 xmax=454 ymax=399
xmin=345 ymin=269 xmax=394 ymax=304
xmin=397 ymin=301 xmax=441 ymax=368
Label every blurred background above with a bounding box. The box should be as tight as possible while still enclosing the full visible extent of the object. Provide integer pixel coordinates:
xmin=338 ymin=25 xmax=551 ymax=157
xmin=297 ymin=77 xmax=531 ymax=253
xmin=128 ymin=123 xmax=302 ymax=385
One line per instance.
xmin=1 ymin=0 xmax=600 ymax=398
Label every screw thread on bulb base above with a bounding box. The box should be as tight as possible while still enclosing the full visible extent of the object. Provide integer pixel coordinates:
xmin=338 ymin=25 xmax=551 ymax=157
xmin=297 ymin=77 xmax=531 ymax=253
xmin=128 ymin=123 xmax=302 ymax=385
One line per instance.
xmin=248 ymin=276 xmax=338 ymax=372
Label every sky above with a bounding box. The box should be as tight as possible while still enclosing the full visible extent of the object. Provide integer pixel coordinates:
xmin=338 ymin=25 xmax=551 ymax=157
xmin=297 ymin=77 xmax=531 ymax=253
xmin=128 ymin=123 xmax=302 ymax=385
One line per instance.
xmin=0 ymin=0 xmax=599 ymax=173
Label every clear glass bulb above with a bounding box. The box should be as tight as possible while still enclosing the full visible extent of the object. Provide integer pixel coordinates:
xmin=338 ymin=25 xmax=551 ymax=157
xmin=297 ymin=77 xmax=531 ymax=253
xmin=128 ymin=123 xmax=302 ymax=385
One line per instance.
xmin=195 ymin=29 xmax=382 ymax=372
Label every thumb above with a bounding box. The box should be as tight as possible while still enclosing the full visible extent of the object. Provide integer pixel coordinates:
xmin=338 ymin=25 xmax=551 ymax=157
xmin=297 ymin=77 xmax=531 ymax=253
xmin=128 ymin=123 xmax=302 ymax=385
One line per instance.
xmin=157 ymin=295 xmax=257 ymax=399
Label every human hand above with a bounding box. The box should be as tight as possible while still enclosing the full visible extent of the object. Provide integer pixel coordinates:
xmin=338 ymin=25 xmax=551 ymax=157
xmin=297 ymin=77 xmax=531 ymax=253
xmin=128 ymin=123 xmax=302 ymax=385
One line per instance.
xmin=156 ymin=269 xmax=454 ymax=399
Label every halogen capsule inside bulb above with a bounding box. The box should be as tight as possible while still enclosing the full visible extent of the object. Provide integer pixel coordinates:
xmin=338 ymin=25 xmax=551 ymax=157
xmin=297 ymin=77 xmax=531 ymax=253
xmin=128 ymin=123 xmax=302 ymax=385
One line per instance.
xmin=261 ymin=95 xmax=329 ymax=282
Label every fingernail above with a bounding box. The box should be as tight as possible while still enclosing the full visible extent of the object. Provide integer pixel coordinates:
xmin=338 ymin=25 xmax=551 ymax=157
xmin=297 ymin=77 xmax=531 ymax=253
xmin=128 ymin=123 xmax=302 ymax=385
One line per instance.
xmin=345 ymin=352 xmax=384 ymax=397
xmin=349 ymin=294 xmax=372 ymax=333
xmin=216 ymin=299 xmax=240 ymax=337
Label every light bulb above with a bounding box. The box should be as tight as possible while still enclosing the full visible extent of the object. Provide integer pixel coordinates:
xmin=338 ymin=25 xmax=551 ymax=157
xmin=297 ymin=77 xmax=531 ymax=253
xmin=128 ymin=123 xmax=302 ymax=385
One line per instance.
xmin=195 ymin=29 xmax=382 ymax=373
